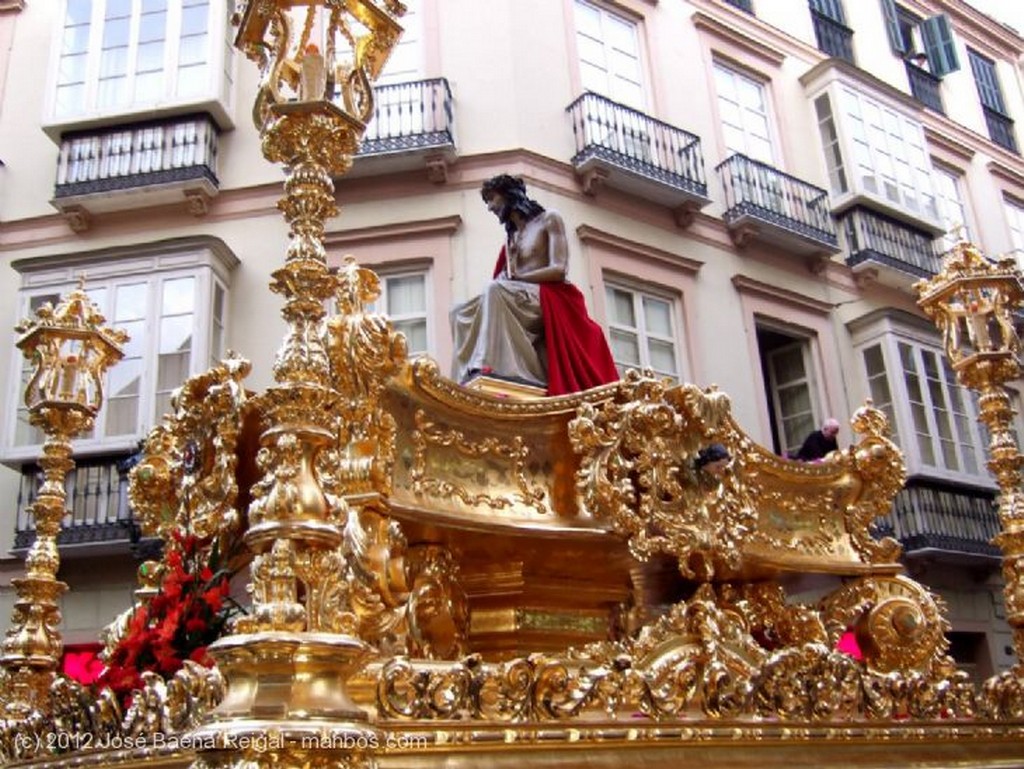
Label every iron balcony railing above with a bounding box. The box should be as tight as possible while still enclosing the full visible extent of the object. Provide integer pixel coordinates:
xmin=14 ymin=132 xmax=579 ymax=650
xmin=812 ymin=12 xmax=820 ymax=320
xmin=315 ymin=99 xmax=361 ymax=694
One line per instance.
xmin=14 ymin=453 xmax=138 ymax=550
xmin=54 ymin=113 xmax=218 ymax=198
xmin=982 ymin=105 xmax=1018 ymax=154
xmin=874 ymin=485 xmax=1000 ymax=558
xmin=359 ymin=77 xmax=454 ymax=156
xmin=566 ymin=91 xmax=707 ymax=199
xmin=840 ymin=206 xmax=942 ymax=278
xmin=906 ymin=61 xmax=944 ymax=114
xmin=716 ymin=153 xmax=838 ymax=247
xmin=810 ymin=10 xmax=855 ymax=64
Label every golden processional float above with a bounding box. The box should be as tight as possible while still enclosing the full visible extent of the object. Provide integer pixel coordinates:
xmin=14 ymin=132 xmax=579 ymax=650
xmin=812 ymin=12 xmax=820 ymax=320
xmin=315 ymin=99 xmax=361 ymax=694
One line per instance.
xmin=2 ymin=1 xmax=1024 ymax=767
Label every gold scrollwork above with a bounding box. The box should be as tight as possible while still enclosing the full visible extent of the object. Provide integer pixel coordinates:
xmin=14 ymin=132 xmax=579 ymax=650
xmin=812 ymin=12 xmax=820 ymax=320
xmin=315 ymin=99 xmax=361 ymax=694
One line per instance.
xmin=410 ymin=409 xmax=548 ymax=514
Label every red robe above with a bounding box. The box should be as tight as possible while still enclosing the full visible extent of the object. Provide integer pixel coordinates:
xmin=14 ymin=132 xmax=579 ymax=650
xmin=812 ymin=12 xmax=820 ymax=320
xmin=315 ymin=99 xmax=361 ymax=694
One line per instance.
xmin=493 ymin=247 xmax=619 ymax=396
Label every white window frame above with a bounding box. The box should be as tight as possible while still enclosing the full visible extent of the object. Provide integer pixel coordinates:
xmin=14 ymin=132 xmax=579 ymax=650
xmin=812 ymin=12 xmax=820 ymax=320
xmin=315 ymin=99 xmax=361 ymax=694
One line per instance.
xmin=713 ymin=61 xmax=775 ymax=164
xmin=852 ymin=315 xmax=991 ymax=488
xmin=604 ymin=279 xmax=682 ymax=382
xmin=933 ymin=164 xmax=972 ymax=251
xmin=764 ymin=339 xmax=821 ymax=458
xmin=366 ymin=265 xmax=433 ymax=358
xmin=811 ymin=81 xmax=942 ymax=231
xmin=3 ymin=244 xmax=234 ymax=463
xmin=45 ymin=0 xmax=234 ymax=132
xmin=1003 ymin=195 xmax=1024 ymax=269
xmin=573 ymin=0 xmax=646 ymax=110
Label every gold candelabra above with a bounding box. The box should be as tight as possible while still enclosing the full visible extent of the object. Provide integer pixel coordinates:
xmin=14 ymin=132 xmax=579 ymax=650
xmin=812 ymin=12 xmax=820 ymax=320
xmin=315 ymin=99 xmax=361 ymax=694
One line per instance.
xmin=191 ymin=3 xmax=406 ymax=768
xmin=915 ymin=238 xmax=1024 ymax=713
xmin=0 ymin=279 xmax=126 ymax=719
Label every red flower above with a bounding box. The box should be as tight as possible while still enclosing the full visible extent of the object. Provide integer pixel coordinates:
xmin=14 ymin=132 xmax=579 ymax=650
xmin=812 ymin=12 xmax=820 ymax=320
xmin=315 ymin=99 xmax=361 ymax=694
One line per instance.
xmin=96 ymin=531 xmax=243 ymax=707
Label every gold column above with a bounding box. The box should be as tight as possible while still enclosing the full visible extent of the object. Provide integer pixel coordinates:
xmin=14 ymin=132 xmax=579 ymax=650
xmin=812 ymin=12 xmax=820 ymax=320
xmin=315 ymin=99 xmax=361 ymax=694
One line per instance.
xmin=191 ymin=4 xmax=405 ymax=768
xmin=915 ymin=239 xmax=1024 ymax=708
xmin=0 ymin=280 xmax=126 ymax=718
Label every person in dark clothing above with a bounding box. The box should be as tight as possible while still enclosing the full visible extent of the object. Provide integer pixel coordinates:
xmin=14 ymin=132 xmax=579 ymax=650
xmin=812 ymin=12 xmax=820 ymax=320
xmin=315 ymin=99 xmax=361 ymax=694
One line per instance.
xmin=796 ymin=418 xmax=840 ymax=461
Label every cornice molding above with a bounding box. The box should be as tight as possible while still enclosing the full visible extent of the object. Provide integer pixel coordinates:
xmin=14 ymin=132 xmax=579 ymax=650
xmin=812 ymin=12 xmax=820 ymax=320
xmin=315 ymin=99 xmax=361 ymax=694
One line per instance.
xmin=11 ymin=235 xmax=241 ymax=278
xmin=576 ymin=224 xmax=703 ymax=274
xmin=0 ymin=0 xmax=25 ymax=12
xmin=934 ymin=0 xmax=1022 ymax=61
xmin=324 ymin=215 xmax=462 ymax=247
xmin=731 ymin=274 xmax=834 ymax=314
xmin=924 ymin=126 xmax=977 ymax=165
xmin=691 ymin=11 xmax=786 ymax=68
xmin=800 ymin=59 xmax=924 ymax=117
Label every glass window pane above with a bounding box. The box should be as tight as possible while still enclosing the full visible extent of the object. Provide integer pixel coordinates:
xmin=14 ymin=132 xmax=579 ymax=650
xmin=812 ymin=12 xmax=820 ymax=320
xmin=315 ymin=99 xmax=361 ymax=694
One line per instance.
xmin=159 ymin=315 xmax=193 ymax=355
xmin=606 ymin=287 xmax=636 ymax=327
xmin=115 ymin=283 xmax=147 ymax=320
xmin=643 ymin=296 xmax=672 ymax=337
xmin=388 ymin=275 xmax=426 ymax=314
xmin=181 ymin=3 xmax=208 ymax=35
xmin=647 ymin=338 xmax=675 ymax=373
xmin=162 ymin=277 xmax=195 ymax=315
xmin=158 ymin=351 xmax=190 ymax=390
xmin=610 ymin=329 xmax=640 ymax=366
xmin=106 ymin=396 xmax=139 ymax=435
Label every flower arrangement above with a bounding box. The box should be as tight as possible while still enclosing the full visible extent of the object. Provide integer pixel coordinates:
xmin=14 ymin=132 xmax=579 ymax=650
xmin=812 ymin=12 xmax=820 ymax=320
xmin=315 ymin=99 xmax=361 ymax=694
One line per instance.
xmin=97 ymin=530 xmax=241 ymax=702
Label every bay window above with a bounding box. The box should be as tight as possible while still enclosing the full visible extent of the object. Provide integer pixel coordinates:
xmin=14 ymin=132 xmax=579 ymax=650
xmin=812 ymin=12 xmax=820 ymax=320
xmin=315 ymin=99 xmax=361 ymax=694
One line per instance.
xmin=5 ymin=242 xmax=234 ymax=461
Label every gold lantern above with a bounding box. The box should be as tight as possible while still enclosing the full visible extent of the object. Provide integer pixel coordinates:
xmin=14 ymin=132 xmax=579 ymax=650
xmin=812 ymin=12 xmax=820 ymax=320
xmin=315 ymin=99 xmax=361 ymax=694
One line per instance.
xmin=0 ymin=279 xmax=126 ymax=718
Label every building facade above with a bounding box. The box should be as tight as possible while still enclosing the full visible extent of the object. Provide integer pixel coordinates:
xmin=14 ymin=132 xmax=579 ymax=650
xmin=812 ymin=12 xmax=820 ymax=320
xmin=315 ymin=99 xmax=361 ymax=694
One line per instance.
xmin=0 ymin=0 xmax=1022 ymax=680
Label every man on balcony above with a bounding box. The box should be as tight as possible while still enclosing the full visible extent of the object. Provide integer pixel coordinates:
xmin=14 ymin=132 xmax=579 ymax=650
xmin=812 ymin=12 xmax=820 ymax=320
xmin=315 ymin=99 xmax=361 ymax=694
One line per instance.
xmin=450 ymin=174 xmax=619 ymax=396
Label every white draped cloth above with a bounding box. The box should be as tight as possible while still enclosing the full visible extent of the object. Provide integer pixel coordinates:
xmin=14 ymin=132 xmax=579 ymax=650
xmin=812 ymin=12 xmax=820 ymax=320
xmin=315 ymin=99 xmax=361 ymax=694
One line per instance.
xmin=450 ymin=277 xmax=546 ymax=387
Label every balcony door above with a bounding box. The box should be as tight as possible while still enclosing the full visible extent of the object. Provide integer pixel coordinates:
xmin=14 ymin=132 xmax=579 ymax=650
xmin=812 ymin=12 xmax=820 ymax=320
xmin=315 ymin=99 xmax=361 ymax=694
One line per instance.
xmin=573 ymin=0 xmax=652 ymax=163
xmin=758 ymin=326 xmax=821 ymax=458
xmin=713 ymin=63 xmax=784 ymax=215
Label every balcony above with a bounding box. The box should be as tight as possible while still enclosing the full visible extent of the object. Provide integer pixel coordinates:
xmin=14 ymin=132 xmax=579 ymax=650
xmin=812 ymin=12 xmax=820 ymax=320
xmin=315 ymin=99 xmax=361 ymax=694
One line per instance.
xmin=349 ymin=78 xmax=456 ymax=182
xmin=566 ymin=92 xmax=710 ymax=226
xmin=810 ymin=10 xmax=854 ymax=65
xmin=13 ymin=453 xmax=140 ymax=556
xmin=716 ymin=153 xmax=839 ymax=255
xmin=982 ymin=105 xmax=1018 ymax=154
xmin=906 ymin=62 xmax=944 ymax=114
xmin=874 ymin=483 xmax=1001 ymax=565
xmin=839 ymin=206 xmax=942 ymax=289
xmin=52 ymin=113 xmax=219 ymax=230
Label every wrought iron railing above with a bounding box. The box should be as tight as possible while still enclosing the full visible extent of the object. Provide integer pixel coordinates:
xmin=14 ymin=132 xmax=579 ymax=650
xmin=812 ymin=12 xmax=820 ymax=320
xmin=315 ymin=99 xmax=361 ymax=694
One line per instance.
xmin=14 ymin=453 xmax=138 ymax=549
xmin=982 ymin=105 xmax=1018 ymax=154
xmin=359 ymin=77 xmax=454 ymax=156
xmin=716 ymin=153 xmax=837 ymax=246
xmin=810 ymin=10 xmax=854 ymax=64
xmin=906 ymin=62 xmax=944 ymax=114
xmin=840 ymin=207 xmax=941 ymax=277
xmin=566 ymin=92 xmax=707 ymax=198
xmin=54 ymin=114 xmax=219 ymax=198
xmin=874 ymin=485 xmax=1001 ymax=558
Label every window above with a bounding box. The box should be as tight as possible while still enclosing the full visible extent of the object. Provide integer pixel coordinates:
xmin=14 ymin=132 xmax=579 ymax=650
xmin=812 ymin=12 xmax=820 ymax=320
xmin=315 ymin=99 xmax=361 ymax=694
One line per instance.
xmin=52 ymin=0 xmax=223 ymax=121
xmin=375 ymin=0 xmax=423 ymax=85
xmin=857 ymin=335 xmax=987 ymax=482
xmin=815 ymin=87 xmax=939 ymax=224
xmin=809 ymin=0 xmax=854 ymax=63
xmin=604 ymin=283 xmax=679 ymax=381
xmin=713 ymin=62 xmax=774 ymax=164
xmin=880 ymin=0 xmax=959 ymax=77
xmin=573 ymin=0 xmax=644 ymax=110
xmin=933 ymin=166 xmax=971 ymax=251
xmin=968 ymin=49 xmax=1018 ymax=153
xmin=1004 ymin=196 xmax=1024 ymax=268
xmin=369 ymin=269 xmax=431 ymax=356
xmin=6 ymin=244 xmax=232 ymax=460
xmin=766 ymin=342 xmax=818 ymax=457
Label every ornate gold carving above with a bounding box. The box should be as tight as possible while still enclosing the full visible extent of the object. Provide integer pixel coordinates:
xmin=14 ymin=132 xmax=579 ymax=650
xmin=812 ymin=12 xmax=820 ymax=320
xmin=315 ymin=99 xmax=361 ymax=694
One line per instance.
xmin=411 ymin=409 xmax=549 ymax=514
xmin=376 ymin=579 xmax=979 ymax=723
xmin=570 ymin=372 xmax=753 ymax=579
xmin=916 ymin=237 xmax=1024 ymax=717
xmin=1 ymin=283 xmax=126 ymax=718
xmin=130 ymin=353 xmax=252 ymax=547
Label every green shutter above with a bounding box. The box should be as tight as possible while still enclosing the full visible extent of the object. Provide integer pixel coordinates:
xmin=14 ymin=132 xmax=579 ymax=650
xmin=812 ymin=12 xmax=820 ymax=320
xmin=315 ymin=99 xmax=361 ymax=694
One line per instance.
xmin=879 ymin=0 xmax=904 ymax=54
xmin=921 ymin=14 xmax=960 ymax=77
